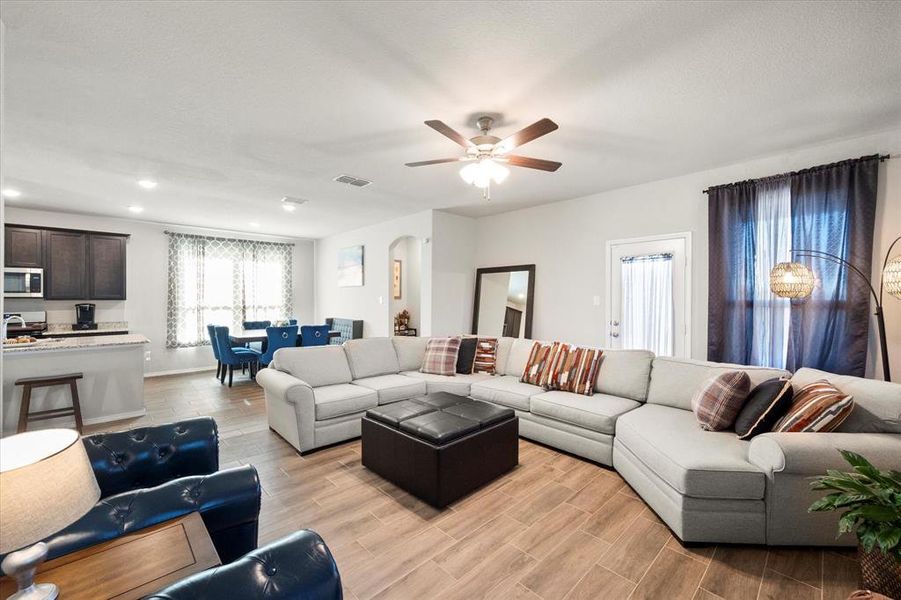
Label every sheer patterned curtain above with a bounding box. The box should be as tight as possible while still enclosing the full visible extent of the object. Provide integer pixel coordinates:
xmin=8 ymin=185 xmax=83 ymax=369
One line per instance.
xmin=166 ymin=232 xmax=294 ymax=348
xmin=621 ymin=254 xmax=674 ymax=356
xmin=750 ymin=179 xmax=791 ymax=368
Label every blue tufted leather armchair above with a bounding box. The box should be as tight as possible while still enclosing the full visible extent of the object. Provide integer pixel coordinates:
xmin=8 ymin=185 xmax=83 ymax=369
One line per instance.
xmin=146 ymin=530 xmax=343 ymax=600
xmin=5 ymin=417 xmax=262 ymax=565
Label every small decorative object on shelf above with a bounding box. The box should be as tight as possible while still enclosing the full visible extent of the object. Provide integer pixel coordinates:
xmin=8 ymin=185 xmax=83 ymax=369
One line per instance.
xmin=394 ymin=310 xmax=416 ymax=336
xmin=809 ymin=450 xmax=901 ymax=598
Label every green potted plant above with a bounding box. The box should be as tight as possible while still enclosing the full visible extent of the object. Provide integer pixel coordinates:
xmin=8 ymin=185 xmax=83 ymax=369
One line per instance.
xmin=809 ymin=450 xmax=901 ymax=597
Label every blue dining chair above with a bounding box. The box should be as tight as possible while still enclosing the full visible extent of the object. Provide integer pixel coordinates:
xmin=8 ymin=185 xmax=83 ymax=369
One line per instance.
xmin=288 ymin=319 xmax=298 ymax=325
xmin=214 ymin=326 xmax=261 ymax=387
xmin=260 ymin=325 xmax=298 ymax=366
xmin=242 ymin=320 xmax=272 ymax=330
xmin=300 ymin=324 xmax=331 ymax=347
xmin=206 ymin=324 xmax=223 ymax=380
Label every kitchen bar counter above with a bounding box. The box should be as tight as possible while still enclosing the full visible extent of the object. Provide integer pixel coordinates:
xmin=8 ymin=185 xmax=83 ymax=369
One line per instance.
xmin=2 ymin=334 xmax=149 ymax=434
xmin=3 ymin=333 xmax=148 ymax=354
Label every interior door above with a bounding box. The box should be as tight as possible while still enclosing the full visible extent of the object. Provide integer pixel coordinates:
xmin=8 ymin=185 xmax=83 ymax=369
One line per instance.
xmin=607 ymin=234 xmax=690 ymax=358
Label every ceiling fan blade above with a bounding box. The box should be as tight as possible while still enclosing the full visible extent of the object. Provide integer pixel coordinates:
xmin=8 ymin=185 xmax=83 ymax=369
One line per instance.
xmin=495 ymin=118 xmax=558 ymax=153
xmin=424 ymin=120 xmax=475 ymax=149
xmin=405 ymin=158 xmax=463 ymax=167
xmin=504 ymin=155 xmax=562 ymax=172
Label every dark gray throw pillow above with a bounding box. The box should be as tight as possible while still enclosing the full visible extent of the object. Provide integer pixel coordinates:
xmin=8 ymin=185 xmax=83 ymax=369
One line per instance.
xmin=735 ymin=377 xmax=794 ymax=439
xmin=456 ymin=337 xmax=477 ymax=374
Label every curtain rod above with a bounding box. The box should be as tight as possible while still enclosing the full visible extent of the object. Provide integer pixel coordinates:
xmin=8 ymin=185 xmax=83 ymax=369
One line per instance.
xmin=702 ymin=153 xmax=892 ymax=194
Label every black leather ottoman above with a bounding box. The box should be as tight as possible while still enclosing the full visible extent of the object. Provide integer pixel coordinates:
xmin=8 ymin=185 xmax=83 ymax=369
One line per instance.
xmin=361 ymin=392 xmax=518 ymax=507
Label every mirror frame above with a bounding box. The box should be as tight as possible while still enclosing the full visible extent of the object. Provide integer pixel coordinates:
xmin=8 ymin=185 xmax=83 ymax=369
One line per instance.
xmin=471 ymin=264 xmax=536 ymax=339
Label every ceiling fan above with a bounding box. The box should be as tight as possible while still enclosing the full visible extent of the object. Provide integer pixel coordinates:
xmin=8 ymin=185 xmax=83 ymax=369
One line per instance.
xmin=405 ymin=116 xmax=561 ymax=200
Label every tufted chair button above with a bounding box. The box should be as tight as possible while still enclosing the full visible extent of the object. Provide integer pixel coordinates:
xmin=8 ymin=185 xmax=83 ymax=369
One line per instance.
xmin=174 ymin=426 xmax=185 ymax=434
xmin=158 ymin=447 xmax=169 ymax=458
xmin=266 ymin=565 xmax=277 ymax=576
xmin=190 ymin=488 xmax=201 ymax=499
xmin=113 ymin=453 xmax=125 ymax=465
xmin=90 ymin=436 xmax=103 ymax=445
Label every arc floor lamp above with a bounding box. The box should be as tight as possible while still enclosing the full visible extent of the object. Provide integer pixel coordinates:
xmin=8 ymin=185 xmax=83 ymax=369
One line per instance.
xmin=769 ymin=235 xmax=901 ymax=381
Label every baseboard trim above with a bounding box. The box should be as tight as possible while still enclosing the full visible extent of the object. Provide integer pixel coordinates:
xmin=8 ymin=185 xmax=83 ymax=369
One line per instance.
xmin=83 ymin=409 xmax=147 ymax=426
xmin=144 ymin=366 xmax=217 ymax=378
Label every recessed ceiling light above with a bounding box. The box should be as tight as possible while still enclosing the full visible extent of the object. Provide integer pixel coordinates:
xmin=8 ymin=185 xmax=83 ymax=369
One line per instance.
xmin=1 ymin=188 xmax=22 ymax=199
xmin=137 ymin=179 xmax=158 ymax=189
xmin=128 ymin=206 xmax=144 ymax=214
xmin=249 ymin=222 xmax=260 ymax=228
xmin=281 ymin=196 xmax=307 ymax=212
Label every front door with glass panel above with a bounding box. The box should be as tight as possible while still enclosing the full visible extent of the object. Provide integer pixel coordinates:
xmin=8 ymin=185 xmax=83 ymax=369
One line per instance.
xmin=607 ymin=234 xmax=690 ymax=358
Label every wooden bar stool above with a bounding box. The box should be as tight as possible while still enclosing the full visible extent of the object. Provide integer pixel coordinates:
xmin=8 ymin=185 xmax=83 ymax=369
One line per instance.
xmin=15 ymin=372 xmax=84 ymax=434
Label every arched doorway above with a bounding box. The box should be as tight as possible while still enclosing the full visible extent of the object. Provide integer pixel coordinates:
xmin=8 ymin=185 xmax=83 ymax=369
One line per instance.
xmin=388 ymin=235 xmax=422 ymax=336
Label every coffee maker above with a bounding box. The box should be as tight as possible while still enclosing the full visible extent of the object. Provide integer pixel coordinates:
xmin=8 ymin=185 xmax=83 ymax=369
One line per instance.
xmin=74 ymin=303 xmax=97 ymax=330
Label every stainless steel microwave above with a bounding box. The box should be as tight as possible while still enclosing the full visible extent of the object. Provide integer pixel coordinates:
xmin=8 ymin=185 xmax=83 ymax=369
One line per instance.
xmin=4 ymin=268 xmax=44 ymax=298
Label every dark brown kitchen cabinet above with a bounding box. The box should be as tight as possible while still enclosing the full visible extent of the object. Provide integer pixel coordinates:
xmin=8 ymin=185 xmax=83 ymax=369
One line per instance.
xmin=4 ymin=226 xmax=44 ymax=267
xmin=88 ymin=234 xmax=126 ymax=299
xmin=44 ymin=230 xmax=89 ymax=299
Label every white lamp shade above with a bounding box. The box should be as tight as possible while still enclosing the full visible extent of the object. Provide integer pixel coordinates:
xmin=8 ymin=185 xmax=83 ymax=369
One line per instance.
xmin=459 ymin=159 xmax=510 ymax=189
xmin=770 ymin=262 xmax=816 ymax=299
xmin=885 ymin=255 xmax=901 ymax=299
xmin=0 ymin=429 xmax=100 ymax=553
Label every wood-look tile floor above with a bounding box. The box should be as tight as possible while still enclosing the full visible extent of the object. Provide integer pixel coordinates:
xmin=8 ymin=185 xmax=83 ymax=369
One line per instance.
xmin=77 ymin=372 xmax=861 ymax=600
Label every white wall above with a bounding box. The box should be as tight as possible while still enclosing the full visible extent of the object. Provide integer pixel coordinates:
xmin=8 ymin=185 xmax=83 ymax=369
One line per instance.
xmin=388 ymin=236 xmax=422 ymax=332
xmin=475 ymin=128 xmax=901 ymax=379
xmin=3 ymin=207 xmax=315 ymax=375
xmin=315 ymin=210 xmax=433 ymax=337
xmin=430 ymin=211 xmax=477 ymax=336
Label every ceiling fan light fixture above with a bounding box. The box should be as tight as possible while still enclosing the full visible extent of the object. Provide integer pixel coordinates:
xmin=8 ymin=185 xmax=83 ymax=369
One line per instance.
xmin=459 ymin=159 xmax=509 ymax=189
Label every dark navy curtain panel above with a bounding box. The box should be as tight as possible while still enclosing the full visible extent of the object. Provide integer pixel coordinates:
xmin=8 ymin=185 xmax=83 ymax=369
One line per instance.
xmin=707 ymin=155 xmax=879 ymax=375
xmin=786 ymin=156 xmax=879 ymax=376
xmin=707 ymin=181 xmax=758 ymax=366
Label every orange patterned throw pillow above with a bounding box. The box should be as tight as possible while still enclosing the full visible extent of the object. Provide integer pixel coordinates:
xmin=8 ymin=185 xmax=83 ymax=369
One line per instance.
xmin=472 ymin=337 xmax=499 ymax=375
xmin=546 ymin=345 xmax=603 ymax=396
xmin=773 ymin=380 xmax=854 ymax=433
xmin=521 ymin=341 xmax=564 ymax=387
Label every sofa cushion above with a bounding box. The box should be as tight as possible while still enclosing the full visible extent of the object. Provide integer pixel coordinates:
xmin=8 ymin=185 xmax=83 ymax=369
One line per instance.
xmin=352 ymin=374 xmax=427 ymax=405
xmin=790 ymin=368 xmax=901 ymax=434
xmin=504 ymin=338 xmax=539 ymax=378
xmin=272 ymin=346 xmax=352 ymax=388
xmin=552 ymin=346 xmax=602 ymax=396
xmin=392 ymin=336 xmax=429 ymax=372
xmin=616 ymin=404 xmax=765 ymax=500
xmin=401 ymin=371 xmax=492 ymax=396
xmin=646 ymin=357 xmax=788 ymax=411
xmin=314 ymin=384 xmax=378 ymax=420
xmin=456 ymin=337 xmax=477 ymax=374
xmin=530 ymin=391 xmax=640 ymax=435
xmin=735 ymin=378 xmax=794 ymax=440
xmin=495 ymin=337 xmax=514 ymax=375
xmin=344 ymin=338 xmax=400 ymax=379
xmin=469 ymin=375 xmax=542 ymax=411
xmin=473 ymin=337 xmax=499 ymax=374
xmin=595 ymin=349 xmax=654 ymax=402
xmin=522 ymin=341 xmax=562 ymax=386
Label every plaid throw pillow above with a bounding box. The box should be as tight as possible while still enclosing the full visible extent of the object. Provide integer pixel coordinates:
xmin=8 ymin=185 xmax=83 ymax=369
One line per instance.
xmin=548 ymin=346 xmax=603 ymax=396
xmin=420 ymin=337 xmax=462 ymax=376
xmin=521 ymin=341 xmax=564 ymax=387
xmin=472 ymin=338 xmax=498 ymax=374
xmin=691 ymin=371 xmax=751 ymax=431
xmin=773 ymin=380 xmax=854 ymax=433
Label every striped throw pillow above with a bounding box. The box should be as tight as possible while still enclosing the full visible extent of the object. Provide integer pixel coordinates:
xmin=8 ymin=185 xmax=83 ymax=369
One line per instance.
xmin=521 ymin=341 xmax=564 ymax=387
xmin=773 ymin=380 xmax=854 ymax=433
xmin=420 ymin=337 xmax=462 ymax=376
xmin=472 ymin=337 xmax=498 ymax=375
xmin=547 ymin=346 xmax=603 ymax=396
xmin=691 ymin=371 xmax=751 ymax=431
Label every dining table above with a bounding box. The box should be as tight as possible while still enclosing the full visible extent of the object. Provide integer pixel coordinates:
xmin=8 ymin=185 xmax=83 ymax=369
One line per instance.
xmin=228 ymin=329 xmax=341 ymax=345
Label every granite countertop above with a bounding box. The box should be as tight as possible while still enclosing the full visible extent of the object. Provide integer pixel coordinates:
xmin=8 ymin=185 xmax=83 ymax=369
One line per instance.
xmin=3 ymin=334 xmax=150 ymax=354
xmin=45 ymin=321 xmax=129 ymax=336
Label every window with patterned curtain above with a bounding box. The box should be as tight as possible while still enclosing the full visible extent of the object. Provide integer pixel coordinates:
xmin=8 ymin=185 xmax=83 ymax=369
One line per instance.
xmin=166 ymin=231 xmax=294 ymax=348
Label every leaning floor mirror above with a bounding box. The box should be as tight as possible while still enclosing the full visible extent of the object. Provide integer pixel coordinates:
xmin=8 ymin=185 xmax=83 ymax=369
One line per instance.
xmin=471 ymin=265 xmax=535 ymax=339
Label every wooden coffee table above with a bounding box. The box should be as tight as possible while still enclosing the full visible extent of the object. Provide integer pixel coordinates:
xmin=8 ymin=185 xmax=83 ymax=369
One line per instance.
xmin=0 ymin=513 xmax=219 ymax=600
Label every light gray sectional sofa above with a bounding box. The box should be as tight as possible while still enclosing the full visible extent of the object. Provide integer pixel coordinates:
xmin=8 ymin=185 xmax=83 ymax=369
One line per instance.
xmin=256 ymin=335 xmax=901 ymax=546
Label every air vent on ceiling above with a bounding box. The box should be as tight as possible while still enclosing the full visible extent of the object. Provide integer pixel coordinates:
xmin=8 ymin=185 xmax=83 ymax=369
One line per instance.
xmin=333 ymin=174 xmax=372 ymax=188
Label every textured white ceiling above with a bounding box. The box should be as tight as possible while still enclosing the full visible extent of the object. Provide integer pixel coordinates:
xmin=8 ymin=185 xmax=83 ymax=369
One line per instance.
xmin=1 ymin=1 xmax=900 ymax=237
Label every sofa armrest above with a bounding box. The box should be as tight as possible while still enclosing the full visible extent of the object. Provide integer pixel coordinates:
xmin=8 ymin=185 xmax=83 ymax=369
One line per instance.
xmin=256 ymin=368 xmax=314 ymax=405
xmin=83 ymin=417 xmax=219 ymax=498
xmin=39 ymin=465 xmax=261 ymax=564
xmin=145 ymin=530 xmax=342 ymax=600
xmin=749 ymin=432 xmax=901 ymax=475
